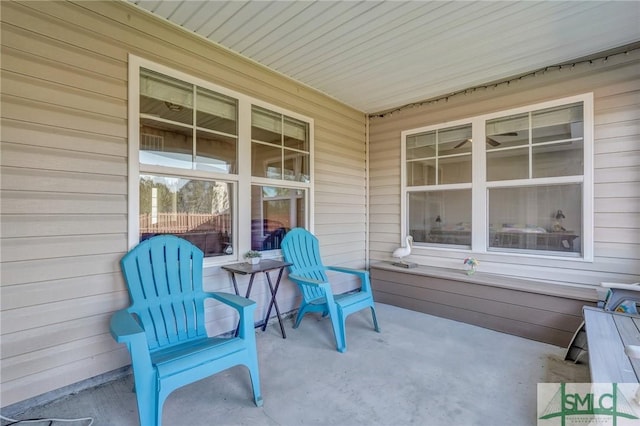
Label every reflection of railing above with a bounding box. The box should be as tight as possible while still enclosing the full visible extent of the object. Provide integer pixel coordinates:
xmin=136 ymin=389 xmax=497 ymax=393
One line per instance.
xmin=140 ymin=213 xmax=230 ymax=234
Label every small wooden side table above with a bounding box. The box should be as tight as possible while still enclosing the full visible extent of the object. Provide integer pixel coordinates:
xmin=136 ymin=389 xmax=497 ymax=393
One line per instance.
xmin=222 ymin=259 xmax=292 ymax=338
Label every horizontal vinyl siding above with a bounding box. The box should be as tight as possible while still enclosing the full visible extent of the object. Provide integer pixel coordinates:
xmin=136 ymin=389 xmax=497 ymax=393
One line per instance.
xmin=0 ymin=0 xmax=365 ymax=407
xmin=368 ymin=49 xmax=640 ymax=287
xmin=1 ymin=2 xmax=130 ymax=409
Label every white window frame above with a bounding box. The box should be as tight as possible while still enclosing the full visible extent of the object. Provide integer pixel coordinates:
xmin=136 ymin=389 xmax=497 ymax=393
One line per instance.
xmin=400 ymin=93 xmax=593 ymax=262
xmin=127 ymin=55 xmax=314 ymax=265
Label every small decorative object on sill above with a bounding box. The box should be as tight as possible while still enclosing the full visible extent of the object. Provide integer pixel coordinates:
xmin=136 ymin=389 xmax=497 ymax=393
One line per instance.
xmin=244 ymin=250 xmax=262 ymax=265
xmin=392 ymin=235 xmax=417 ymax=268
xmin=463 ymin=257 xmax=479 ymax=275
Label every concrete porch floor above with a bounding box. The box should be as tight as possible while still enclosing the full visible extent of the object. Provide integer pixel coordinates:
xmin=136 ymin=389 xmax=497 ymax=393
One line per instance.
xmin=2 ymin=303 xmax=589 ymax=426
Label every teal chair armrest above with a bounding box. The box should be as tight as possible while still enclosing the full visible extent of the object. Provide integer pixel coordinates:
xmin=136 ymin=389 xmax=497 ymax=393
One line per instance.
xmin=110 ymin=309 xmax=153 ymax=377
xmin=326 ymin=266 xmax=371 ymax=291
xmin=207 ymin=291 xmax=256 ymax=312
xmin=110 ymin=309 xmax=145 ymax=344
xmin=206 ymin=292 xmax=257 ymax=339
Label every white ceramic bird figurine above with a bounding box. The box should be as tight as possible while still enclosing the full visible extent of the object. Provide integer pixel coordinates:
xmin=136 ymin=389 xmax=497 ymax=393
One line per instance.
xmin=393 ymin=235 xmax=413 ymax=264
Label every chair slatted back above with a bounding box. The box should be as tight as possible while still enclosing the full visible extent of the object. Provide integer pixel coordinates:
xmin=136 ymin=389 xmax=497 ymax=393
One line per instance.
xmin=281 ymin=228 xmax=328 ymax=301
xmin=121 ymin=235 xmax=207 ymax=351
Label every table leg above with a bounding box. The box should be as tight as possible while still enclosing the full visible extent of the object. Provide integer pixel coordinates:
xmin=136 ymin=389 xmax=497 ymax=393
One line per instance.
xmin=234 ymin=273 xmax=257 ymax=337
xmin=228 ymin=272 xmax=240 ymax=296
xmin=244 ymin=273 xmax=256 ymax=299
xmin=262 ymin=267 xmax=286 ymax=338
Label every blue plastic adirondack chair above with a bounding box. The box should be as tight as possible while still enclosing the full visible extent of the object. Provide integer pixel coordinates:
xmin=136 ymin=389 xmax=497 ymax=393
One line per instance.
xmin=281 ymin=228 xmax=380 ymax=352
xmin=110 ymin=235 xmax=262 ymax=426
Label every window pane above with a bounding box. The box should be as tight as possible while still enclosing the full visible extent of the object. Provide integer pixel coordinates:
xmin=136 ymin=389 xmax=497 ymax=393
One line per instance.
xmin=252 ymin=106 xmax=282 ymax=145
xmin=252 ymin=143 xmax=281 ymax=178
xmin=439 ymin=124 xmax=472 ymax=156
xmin=283 ymin=117 xmax=309 ymax=151
xmin=139 ymin=175 xmax=233 ymax=257
xmin=407 ymin=158 xmax=437 ymax=186
xmin=532 ymin=140 xmax=583 ymax=178
xmin=406 ymin=124 xmax=472 ymax=186
xmin=408 ymin=190 xmax=471 ymax=246
xmin=487 ymin=147 xmax=528 ymax=181
xmin=407 ymin=131 xmax=436 ymax=160
xmin=140 ymin=69 xmax=193 ymax=126
xmin=532 ymin=102 xmax=583 ymax=144
xmin=251 ymin=186 xmax=305 ymax=251
xmin=195 ymin=130 xmax=237 ymax=173
xmin=283 ymin=150 xmax=310 ymax=182
xmin=486 ymin=113 xmax=528 ymax=149
xmin=488 ymin=184 xmax=581 ymax=254
xmin=196 ymin=87 xmax=237 ymax=135
xmin=440 ymin=155 xmax=472 ymax=184
xmin=140 ymin=121 xmax=193 ymax=169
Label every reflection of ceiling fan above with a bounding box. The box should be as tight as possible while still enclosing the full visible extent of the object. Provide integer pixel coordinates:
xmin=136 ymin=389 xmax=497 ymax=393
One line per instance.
xmin=453 ymin=132 xmax=519 ymax=149
xmin=453 ymin=138 xmax=473 ymax=149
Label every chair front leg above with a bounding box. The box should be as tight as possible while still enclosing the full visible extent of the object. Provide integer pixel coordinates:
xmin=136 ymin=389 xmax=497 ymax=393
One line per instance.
xmin=327 ymin=302 xmax=345 ymax=353
xmin=247 ymin=356 xmax=263 ymax=407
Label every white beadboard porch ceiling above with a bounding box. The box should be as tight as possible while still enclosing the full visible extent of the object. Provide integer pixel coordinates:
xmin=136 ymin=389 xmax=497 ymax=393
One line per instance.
xmin=128 ymin=0 xmax=640 ymax=114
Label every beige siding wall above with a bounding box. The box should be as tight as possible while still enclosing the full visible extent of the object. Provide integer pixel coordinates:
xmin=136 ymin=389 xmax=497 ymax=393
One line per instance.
xmin=0 ymin=1 xmax=366 ymax=407
xmin=369 ymin=49 xmax=640 ymax=286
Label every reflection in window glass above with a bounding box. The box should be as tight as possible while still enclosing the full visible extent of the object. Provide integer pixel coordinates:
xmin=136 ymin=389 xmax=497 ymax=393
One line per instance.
xmin=532 ymin=141 xmax=583 ymax=178
xmin=486 ymin=113 xmax=528 ymax=149
xmin=283 ymin=152 xmax=309 ymax=182
xmin=531 ymin=102 xmax=584 ymax=178
xmin=252 ymin=106 xmax=282 ymax=145
xmin=407 ymin=131 xmax=436 ymax=160
xmin=196 ymin=87 xmax=237 ymax=135
xmin=252 ymin=143 xmax=281 ymax=178
xmin=139 ymin=175 xmax=233 ymax=257
xmin=140 ymin=121 xmax=193 ymax=169
xmin=487 ymin=147 xmax=529 ymax=181
xmin=488 ymin=184 xmax=581 ymax=255
xmin=195 ymin=130 xmax=237 ymax=173
xmin=438 ymin=125 xmax=472 ymax=156
xmin=251 ymin=186 xmax=305 ymax=251
xmin=439 ymin=155 xmax=472 ymax=185
xmin=140 ymin=69 xmax=193 ymax=125
xmin=407 ymin=158 xmax=437 ymax=186
xmin=284 ymin=117 xmax=309 ymax=151
xmin=406 ymin=124 xmax=471 ymax=186
xmin=139 ymin=69 xmax=238 ymax=173
xmin=408 ymin=190 xmax=472 ymax=246
xmin=532 ymin=102 xmax=583 ymax=144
